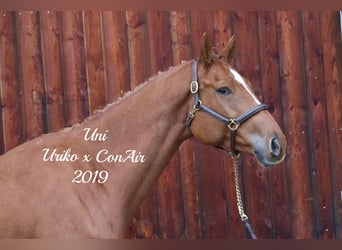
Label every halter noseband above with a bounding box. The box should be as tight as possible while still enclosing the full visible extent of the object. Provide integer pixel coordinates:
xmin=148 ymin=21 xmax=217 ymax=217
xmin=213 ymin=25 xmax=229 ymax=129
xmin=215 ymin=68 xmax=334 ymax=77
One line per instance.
xmin=186 ymin=60 xmax=268 ymax=155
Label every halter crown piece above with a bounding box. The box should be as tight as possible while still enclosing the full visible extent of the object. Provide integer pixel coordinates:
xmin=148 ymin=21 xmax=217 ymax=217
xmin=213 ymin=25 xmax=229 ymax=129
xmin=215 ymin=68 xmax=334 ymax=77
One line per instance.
xmin=186 ymin=59 xmax=268 ymax=239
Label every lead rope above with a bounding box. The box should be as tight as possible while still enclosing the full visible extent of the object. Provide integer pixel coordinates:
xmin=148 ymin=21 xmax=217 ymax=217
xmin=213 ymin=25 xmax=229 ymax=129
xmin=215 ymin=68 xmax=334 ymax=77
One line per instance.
xmin=230 ymin=152 xmax=258 ymax=239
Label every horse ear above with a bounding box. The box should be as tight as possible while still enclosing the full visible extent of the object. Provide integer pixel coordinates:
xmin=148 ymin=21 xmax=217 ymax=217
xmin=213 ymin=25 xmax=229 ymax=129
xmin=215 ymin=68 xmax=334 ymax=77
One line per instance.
xmin=199 ymin=32 xmax=213 ymax=68
xmin=220 ymin=34 xmax=236 ymax=63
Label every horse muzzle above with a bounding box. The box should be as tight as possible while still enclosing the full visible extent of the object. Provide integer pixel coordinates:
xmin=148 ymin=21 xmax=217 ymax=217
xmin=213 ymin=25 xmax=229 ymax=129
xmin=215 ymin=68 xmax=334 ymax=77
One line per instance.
xmin=252 ymin=134 xmax=287 ymax=167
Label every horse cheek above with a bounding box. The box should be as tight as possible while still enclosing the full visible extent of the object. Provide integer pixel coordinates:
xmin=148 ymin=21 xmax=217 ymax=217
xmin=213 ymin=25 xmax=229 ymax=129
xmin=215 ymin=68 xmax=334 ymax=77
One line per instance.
xmin=191 ymin=118 xmax=225 ymax=146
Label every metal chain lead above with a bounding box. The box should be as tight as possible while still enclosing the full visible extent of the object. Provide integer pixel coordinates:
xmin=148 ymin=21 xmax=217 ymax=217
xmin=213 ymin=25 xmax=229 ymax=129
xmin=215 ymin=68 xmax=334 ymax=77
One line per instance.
xmin=232 ymin=153 xmax=248 ymax=221
xmin=231 ymin=153 xmax=258 ymax=239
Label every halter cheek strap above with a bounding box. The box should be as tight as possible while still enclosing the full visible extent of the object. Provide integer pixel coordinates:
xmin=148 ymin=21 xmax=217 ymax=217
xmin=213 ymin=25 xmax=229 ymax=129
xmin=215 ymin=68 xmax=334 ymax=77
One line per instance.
xmin=186 ymin=59 xmax=268 ymax=154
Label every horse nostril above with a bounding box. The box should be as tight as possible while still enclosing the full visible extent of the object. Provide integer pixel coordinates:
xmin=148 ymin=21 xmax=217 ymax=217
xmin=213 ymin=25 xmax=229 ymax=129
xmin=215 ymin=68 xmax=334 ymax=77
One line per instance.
xmin=269 ymin=136 xmax=281 ymax=157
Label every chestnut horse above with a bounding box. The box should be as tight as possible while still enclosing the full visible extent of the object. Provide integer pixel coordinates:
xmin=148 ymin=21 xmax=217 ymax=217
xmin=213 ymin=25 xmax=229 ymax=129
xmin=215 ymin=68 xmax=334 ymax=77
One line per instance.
xmin=0 ymin=34 xmax=286 ymax=238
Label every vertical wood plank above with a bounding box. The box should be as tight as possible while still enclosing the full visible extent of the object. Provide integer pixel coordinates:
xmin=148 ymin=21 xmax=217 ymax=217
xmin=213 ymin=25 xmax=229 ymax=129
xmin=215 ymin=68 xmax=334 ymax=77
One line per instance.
xmin=170 ymin=10 xmax=202 ymax=239
xmin=126 ymin=10 xmax=158 ymax=239
xmin=83 ymin=11 xmax=106 ymax=114
xmin=170 ymin=11 xmax=192 ymax=63
xmin=302 ymin=11 xmax=334 ymax=239
xmin=277 ymin=11 xmax=314 ymax=239
xmin=40 ymin=11 xmax=65 ymax=132
xmin=320 ymin=11 xmax=342 ymax=239
xmin=232 ymin=11 xmax=273 ymax=239
xmin=190 ymin=11 xmax=230 ymax=239
xmin=126 ymin=11 xmax=149 ymax=89
xmin=16 ymin=11 xmax=45 ymax=140
xmin=0 ymin=11 xmax=22 ymax=151
xmin=0 ymin=88 xmax=3 ymax=154
xmin=257 ymin=11 xmax=291 ymax=238
xmin=214 ymin=11 xmax=248 ymax=240
xmin=197 ymin=144 xmax=228 ymax=238
xmin=213 ymin=11 xmax=232 ymax=51
xmin=60 ymin=11 xmax=88 ymax=126
xmin=146 ymin=11 xmax=185 ymax=239
xmin=101 ymin=11 xmax=131 ymax=102
xmin=189 ymin=11 xmax=215 ymax=58
xmin=146 ymin=11 xmax=173 ymax=74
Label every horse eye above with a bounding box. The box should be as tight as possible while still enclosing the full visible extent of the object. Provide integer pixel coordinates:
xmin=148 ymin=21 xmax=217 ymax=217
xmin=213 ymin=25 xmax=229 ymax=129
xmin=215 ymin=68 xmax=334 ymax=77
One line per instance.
xmin=216 ymin=87 xmax=232 ymax=95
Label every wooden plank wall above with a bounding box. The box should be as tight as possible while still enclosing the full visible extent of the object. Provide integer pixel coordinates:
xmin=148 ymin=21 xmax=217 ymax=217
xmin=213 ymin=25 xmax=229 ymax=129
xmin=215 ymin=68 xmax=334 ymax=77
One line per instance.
xmin=0 ymin=11 xmax=341 ymax=239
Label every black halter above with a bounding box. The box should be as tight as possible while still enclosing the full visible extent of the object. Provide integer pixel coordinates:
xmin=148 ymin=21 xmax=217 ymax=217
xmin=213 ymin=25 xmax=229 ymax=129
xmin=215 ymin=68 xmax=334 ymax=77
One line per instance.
xmin=186 ymin=60 xmax=268 ymax=155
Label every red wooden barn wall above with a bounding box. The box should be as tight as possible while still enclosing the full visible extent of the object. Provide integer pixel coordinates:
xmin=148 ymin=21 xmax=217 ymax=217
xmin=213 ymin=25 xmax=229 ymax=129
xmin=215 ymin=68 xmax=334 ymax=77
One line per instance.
xmin=0 ymin=11 xmax=341 ymax=239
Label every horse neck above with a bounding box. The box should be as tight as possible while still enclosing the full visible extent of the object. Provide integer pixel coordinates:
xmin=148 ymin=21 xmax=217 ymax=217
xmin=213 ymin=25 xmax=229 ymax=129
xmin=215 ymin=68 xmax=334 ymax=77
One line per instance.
xmin=76 ymin=61 xmax=194 ymax=231
xmin=101 ymin=61 xmax=194 ymax=153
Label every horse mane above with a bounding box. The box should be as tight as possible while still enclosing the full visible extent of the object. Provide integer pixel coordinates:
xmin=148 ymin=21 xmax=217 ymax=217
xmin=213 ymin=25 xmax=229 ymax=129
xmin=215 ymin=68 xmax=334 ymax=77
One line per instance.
xmin=63 ymin=63 xmax=183 ymax=131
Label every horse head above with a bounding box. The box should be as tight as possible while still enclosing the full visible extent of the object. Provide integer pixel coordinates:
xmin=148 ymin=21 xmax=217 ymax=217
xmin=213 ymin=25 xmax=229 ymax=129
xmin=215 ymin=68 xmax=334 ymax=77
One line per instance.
xmin=188 ymin=33 xmax=286 ymax=167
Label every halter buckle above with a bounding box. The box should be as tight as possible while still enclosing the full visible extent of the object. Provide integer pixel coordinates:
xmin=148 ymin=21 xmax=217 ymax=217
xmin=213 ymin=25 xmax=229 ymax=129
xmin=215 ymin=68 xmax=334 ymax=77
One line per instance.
xmin=190 ymin=80 xmax=199 ymax=94
xmin=189 ymin=101 xmax=202 ymax=117
xmin=227 ymin=119 xmax=240 ymax=131
xmin=186 ymin=100 xmax=202 ymax=126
